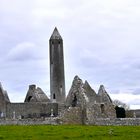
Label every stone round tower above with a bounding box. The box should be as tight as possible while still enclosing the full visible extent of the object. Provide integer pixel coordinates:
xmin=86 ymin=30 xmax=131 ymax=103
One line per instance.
xmin=49 ymin=27 xmax=66 ymax=103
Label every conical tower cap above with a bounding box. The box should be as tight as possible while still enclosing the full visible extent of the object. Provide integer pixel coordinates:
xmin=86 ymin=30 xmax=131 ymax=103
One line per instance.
xmin=50 ymin=27 xmax=62 ymax=40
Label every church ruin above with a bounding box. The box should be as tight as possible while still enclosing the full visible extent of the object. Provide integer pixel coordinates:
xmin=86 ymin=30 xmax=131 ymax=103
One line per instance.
xmin=0 ymin=28 xmax=117 ymax=124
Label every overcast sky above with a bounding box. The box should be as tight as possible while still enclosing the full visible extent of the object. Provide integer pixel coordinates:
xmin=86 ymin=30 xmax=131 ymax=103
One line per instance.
xmin=0 ymin=0 xmax=140 ymax=109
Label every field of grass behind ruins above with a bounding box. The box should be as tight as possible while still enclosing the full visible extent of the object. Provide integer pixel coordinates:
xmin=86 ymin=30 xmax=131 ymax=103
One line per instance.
xmin=0 ymin=125 xmax=140 ymax=140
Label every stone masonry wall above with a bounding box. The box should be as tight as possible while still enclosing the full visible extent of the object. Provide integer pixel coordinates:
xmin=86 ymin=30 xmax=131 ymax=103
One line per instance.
xmin=0 ymin=118 xmax=140 ymax=125
xmin=86 ymin=103 xmax=116 ymax=122
xmin=87 ymin=118 xmax=140 ymax=126
xmin=6 ymin=102 xmax=58 ymax=119
xmin=0 ymin=117 xmax=60 ymax=125
xmin=60 ymin=107 xmax=86 ymax=124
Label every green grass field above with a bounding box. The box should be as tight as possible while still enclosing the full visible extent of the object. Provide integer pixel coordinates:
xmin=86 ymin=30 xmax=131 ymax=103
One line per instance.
xmin=0 ymin=125 xmax=139 ymax=140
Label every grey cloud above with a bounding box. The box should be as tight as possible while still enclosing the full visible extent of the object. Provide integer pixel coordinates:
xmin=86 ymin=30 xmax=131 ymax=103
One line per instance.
xmin=6 ymin=42 xmax=47 ymax=61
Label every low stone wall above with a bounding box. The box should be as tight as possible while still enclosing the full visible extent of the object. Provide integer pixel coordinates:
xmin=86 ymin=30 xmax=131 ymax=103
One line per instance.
xmin=0 ymin=117 xmax=60 ymax=125
xmin=88 ymin=118 xmax=140 ymax=126
xmin=1 ymin=118 xmax=140 ymax=125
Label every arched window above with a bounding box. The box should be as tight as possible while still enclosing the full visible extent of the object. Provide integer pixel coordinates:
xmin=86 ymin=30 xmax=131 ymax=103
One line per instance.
xmin=72 ymin=95 xmax=77 ymax=107
xmin=101 ymin=104 xmax=105 ymax=113
xmin=27 ymin=96 xmax=33 ymax=102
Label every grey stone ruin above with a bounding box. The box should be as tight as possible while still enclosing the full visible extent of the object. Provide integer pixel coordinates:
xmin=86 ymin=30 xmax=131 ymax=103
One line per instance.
xmin=0 ymin=27 xmax=125 ymax=125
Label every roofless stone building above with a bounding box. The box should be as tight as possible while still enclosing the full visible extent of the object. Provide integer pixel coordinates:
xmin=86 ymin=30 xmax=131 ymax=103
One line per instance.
xmin=0 ymin=28 xmax=116 ymax=124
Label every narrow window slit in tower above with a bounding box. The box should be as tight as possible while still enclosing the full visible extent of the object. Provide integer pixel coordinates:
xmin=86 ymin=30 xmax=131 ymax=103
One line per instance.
xmin=60 ymin=85 xmax=62 ymax=95
xmin=53 ymin=93 xmax=56 ymax=99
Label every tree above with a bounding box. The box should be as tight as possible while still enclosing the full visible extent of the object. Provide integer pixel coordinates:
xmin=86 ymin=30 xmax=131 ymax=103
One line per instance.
xmin=113 ymin=99 xmax=130 ymax=110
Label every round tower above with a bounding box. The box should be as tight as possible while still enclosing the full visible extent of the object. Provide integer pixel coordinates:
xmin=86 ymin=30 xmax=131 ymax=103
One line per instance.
xmin=49 ymin=27 xmax=66 ymax=103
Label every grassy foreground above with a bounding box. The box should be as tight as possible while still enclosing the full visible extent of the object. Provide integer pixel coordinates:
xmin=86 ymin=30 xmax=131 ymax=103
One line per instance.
xmin=0 ymin=125 xmax=140 ymax=140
